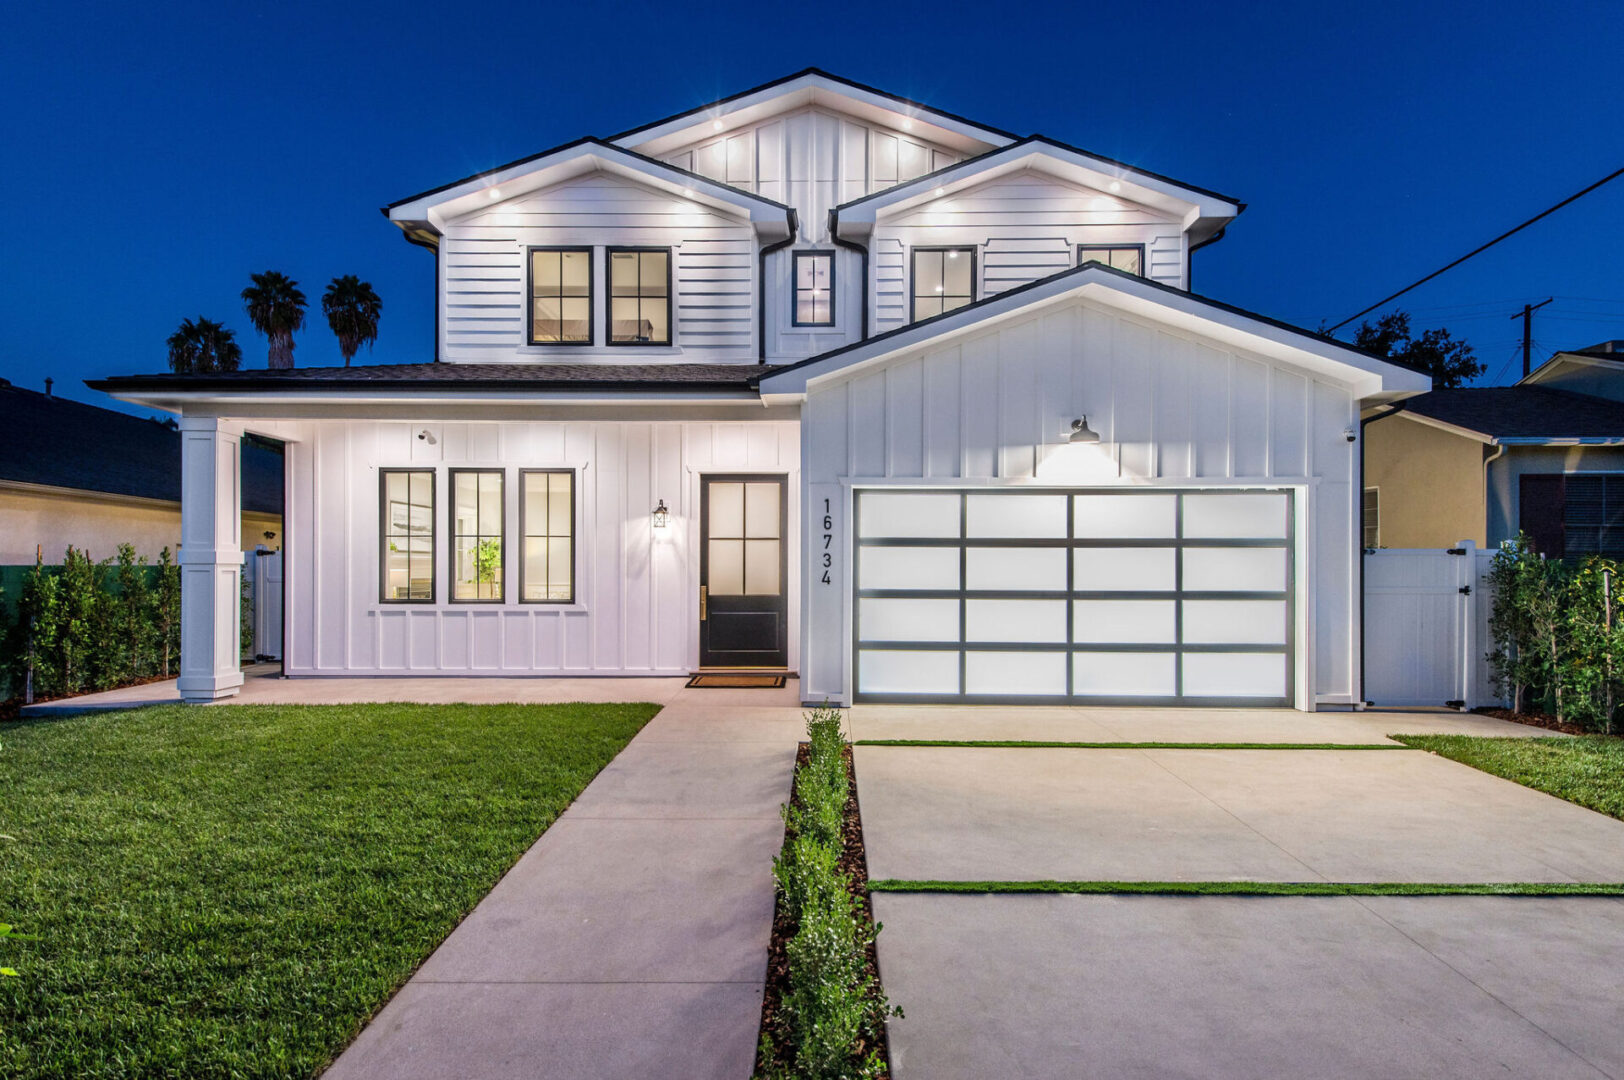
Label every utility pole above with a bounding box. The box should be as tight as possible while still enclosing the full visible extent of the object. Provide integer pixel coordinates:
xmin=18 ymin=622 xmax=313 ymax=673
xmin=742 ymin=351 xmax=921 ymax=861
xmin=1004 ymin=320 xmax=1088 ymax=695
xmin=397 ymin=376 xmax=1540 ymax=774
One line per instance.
xmin=1512 ymin=298 xmax=1554 ymax=378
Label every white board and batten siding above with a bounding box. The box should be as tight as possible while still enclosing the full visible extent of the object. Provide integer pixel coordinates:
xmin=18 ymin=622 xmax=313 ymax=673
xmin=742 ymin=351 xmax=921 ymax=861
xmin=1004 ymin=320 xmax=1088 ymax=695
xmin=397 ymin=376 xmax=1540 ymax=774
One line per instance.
xmin=439 ymin=173 xmax=757 ymax=363
xmin=871 ymin=171 xmax=1187 ymax=336
xmin=799 ymin=296 xmax=1363 ymax=709
xmin=281 ymin=418 xmax=799 ymax=677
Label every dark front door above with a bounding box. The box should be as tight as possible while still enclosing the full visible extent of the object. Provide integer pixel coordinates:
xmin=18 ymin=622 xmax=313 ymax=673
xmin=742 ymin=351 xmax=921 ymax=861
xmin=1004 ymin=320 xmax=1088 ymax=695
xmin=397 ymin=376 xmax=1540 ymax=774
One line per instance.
xmin=700 ymin=474 xmax=789 ymax=668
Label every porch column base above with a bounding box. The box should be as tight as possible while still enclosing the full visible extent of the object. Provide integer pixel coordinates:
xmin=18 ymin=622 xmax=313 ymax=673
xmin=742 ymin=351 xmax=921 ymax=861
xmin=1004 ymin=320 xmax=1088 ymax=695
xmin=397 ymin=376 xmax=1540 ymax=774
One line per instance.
xmin=177 ymin=672 xmax=245 ymax=703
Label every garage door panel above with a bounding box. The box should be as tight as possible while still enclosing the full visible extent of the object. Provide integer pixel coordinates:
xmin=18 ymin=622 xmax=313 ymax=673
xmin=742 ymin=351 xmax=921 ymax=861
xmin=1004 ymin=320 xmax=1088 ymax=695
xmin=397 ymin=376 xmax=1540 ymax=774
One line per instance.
xmin=854 ymin=488 xmax=1294 ymax=705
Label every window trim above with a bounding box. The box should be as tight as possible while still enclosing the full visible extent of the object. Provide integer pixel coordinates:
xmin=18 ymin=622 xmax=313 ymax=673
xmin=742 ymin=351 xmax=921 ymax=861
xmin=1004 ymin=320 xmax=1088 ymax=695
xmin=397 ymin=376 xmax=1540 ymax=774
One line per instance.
xmin=909 ymin=246 xmax=977 ymax=324
xmin=791 ymin=250 xmax=837 ymax=327
xmin=518 ymin=468 xmax=577 ymax=605
xmin=379 ymin=468 xmax=437 ymax=605
xmin=447 ymin=467 xmax=507 ymax=605
xmin=526 ymin=245 xmax=596 ymax=347
xmin=606 ymin=246 xmax=674 ymax=347
xmin=1077 ymin=243 xmax=1147 ymax=277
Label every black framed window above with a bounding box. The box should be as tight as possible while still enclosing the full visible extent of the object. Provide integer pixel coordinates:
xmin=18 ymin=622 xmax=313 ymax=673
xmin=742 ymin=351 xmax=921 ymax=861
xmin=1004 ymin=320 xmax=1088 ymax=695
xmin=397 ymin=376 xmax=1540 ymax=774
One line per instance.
xmin=608 ymin=248 xmax=671 ymax=345
xmin=450 ymin=469 xmax=505 ymax=602
xmin=1524 ymin=473 xmax=1624 ymax=559
xmin=911 ymin=247 xmax=974 ymax=322
xmin=529 ymin=247 xmax=593 ymax=345
xmin=1078 ymin=244 xmax=1145 ymax=276
xmin=793 ymin=251 xmax=835 ymax=326
xmin=381 ymin=469 xmax=435 ymax=602
xmin=521 ymin=470 xmax=575 ymax=603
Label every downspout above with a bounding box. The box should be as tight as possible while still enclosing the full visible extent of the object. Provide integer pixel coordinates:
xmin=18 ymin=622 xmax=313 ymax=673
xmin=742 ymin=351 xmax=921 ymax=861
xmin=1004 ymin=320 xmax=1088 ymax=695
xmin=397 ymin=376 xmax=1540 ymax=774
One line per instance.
xmin=828 ymin=208 xmax=870 ymax=342
xmin=1357 ymin=403 xmax=1407 ymax=707
xmin=758 ymin=209 xmax=801 ymax=363
xmin=1482 ymin=441 xmax=1506 ymax=545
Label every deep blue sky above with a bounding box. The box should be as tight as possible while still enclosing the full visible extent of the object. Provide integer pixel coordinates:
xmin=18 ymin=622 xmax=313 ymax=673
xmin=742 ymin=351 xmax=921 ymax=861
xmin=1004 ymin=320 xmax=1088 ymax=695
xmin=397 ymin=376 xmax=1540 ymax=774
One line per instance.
xmin=4 ymin=0 xmax=1622 ymax=416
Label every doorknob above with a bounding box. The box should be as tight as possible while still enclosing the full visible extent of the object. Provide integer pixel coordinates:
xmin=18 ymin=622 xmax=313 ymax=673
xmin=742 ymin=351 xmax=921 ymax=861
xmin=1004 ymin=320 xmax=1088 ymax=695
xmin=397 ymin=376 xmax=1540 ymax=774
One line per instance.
xmin=699 ymin=585 xmax=708 ymax=621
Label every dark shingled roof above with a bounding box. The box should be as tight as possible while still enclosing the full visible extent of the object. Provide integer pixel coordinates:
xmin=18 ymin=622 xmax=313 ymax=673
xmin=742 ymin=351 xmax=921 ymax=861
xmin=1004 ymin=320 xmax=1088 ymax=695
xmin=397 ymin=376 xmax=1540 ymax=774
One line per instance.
xmin=0 ymin=381 xmax=283 ymax=512
xmin=1397 ymin=385 xmax=1624 ymax=440
xmin=87 ymin=362 xmax=787 ymax=394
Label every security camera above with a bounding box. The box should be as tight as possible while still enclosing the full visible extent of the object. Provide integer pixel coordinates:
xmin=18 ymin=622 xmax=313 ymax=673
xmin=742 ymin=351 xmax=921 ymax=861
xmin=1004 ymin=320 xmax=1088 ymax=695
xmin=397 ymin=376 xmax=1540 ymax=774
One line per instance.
xmin=1344 ymin=429 xmax=1357 ymax=443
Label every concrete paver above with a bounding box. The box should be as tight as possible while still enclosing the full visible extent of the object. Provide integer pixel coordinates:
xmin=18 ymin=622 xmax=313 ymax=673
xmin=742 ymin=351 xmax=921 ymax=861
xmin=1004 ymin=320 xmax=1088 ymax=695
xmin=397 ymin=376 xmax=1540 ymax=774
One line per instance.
xmin=873 ymin=892 xmax=1624 ymax=1080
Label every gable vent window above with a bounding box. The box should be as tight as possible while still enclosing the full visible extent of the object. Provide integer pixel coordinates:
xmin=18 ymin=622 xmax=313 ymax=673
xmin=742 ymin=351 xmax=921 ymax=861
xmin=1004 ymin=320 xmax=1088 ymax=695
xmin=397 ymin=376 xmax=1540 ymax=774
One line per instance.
xmin=608 ymin=248 xmax=671 ymax=345
xmin=793 ymin=252 xmax=835 ymax=327
xmin=911 ymin=247 xmax=975 ymax=322
xmin=1078 ymin=245 xmax=1145 ymax=276
xmin=529 ymin=248 xmax=593 ymax=345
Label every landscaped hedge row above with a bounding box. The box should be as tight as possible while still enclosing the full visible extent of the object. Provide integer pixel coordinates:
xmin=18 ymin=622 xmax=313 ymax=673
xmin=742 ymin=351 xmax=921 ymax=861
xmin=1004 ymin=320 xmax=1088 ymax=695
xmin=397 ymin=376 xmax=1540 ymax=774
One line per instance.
xmin=1487 ymin=535 xmax=1624 ymax=732
xmin=0 ymin=544 xmax=222 ymax=703
xmin=757 ymin=706 xmax=899 ymax=1080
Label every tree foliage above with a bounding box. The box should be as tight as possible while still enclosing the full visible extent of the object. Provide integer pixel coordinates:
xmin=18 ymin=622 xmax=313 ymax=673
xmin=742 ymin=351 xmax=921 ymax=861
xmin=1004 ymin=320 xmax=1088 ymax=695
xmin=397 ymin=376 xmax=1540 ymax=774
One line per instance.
xmin=241 ymin=271 xmax=307 ymax=370
xmin=166 ymin=317 xmax=242 ymax=374
xmin=1354 ymin=311 xmax=1484 ymax=388
xmin=321 ymin=275 xmax=382 ymax=367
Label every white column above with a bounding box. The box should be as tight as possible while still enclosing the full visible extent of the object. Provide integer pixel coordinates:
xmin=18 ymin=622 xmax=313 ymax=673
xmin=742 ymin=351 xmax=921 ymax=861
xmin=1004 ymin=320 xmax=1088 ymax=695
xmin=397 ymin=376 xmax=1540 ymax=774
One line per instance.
xmin=177 ymin=417 xmax=245 ymax=703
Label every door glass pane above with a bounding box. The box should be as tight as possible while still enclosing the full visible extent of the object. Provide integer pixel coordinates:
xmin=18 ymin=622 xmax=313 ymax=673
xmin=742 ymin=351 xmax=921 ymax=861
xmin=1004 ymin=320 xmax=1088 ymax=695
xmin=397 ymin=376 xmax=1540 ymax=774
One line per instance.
xmin=745 ymin=482 xmax=781 ymax=538
xmin=862 ymin=598 xmax=959 ymax=642
xmin=1183 ymin=493 xmax=1289 ymax=539
xmin=966 ymin=494 xmax=1067 ymax=538
xmin=966 ymin=599 xmax=1067 ymax=643
xmin=1073 ymin=600 xmax=1176 ymax=644
xmin=1074 ymin=652 xmax=1175 ymax=696
xmin=744 ymin=539 xmax=780 ymax=595
xmin=965 ymin=547 xmax=1066 ymax=591
xmin=860 ymin=492 xmax=959 ymax=538
xmin=708 ymin=539 xmax=744 ymax=594
xmin=1074 ymin=494 xmax=1177 ymax=538
xmin=1183 ymin=653 xmax=1286 ymax=697
xmin=858 ymin=649 xmax=958 ymax=694
xmin=1183 ymin=600 xmax=1287 ymax=645
xmin=1074 ymin=548 xmax=1175 ymax=591
xmin=1182 ymin=547 xmax=1286 ymax=592
xmin=709 ymin=483 xmax=744 ymax=538
xmin=859 ymin=546 xmax=959 ymax=590
xmin=965 ymin=651 xmax=1065 ymax=695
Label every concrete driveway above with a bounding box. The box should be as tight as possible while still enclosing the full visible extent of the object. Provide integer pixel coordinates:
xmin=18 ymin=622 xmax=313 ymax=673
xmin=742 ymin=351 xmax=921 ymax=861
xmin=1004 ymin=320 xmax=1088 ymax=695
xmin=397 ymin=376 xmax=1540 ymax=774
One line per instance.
xmin=857 ymin=707 xmax=1624 ymax=1079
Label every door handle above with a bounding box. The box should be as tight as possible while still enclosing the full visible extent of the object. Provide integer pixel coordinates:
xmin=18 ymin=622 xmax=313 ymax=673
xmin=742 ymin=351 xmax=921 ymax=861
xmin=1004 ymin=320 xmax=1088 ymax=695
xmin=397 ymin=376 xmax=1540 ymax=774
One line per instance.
xmin=699 ymin=585 xmax=708 ymax=621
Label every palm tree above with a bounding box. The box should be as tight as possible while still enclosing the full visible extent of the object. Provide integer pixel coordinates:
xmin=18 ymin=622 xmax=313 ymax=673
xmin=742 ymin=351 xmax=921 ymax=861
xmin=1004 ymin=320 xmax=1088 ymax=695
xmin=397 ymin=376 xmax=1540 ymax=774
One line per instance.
xmin=322 ymin=275 xmax=383 ymax=367
xmin=166 ymin=317 xmax=243 ymax=373
xmin=241 ymin=271 xmax=307 ymax=370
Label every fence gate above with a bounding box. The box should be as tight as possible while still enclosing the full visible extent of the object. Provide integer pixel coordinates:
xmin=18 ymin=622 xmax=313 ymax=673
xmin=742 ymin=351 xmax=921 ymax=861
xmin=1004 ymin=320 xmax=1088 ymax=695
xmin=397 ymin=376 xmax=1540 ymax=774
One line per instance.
xmin=1363 ymin=544 xmax=1489 ymax=708
xmin=251 ymin=548 xmax=283 ymax=662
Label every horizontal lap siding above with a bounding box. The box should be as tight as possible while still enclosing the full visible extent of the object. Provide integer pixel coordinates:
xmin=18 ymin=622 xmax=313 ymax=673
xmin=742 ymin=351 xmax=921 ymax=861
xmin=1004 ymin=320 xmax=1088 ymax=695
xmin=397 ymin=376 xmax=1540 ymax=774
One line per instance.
xmin=799 ymin=297 xmax=1358 ymax=705
xmin=283 ymin=418 xmax=799 ymax=676
xmin=441 ymin=174 xmax=756 ymax=362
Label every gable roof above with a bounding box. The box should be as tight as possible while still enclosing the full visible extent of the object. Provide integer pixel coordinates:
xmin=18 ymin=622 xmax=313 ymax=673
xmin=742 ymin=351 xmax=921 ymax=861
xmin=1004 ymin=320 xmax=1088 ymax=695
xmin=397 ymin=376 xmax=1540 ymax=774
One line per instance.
xmin=1387 ymin=385 xmax=1624 ymax=444
xmin=0 ymin=381 xmax=282 ymax=512
xmin=831 ymin=135 xmax=1243 ymax=242
xmin=384 ymin=138 xmax=796 ymax=241
xmin=758 ymin=261 xmax=1430 ymax=402
xmin=606 ymin=68 xmax=1018 ymax=157
xmin=1519 ymin=348 xmax=1624 ymax=386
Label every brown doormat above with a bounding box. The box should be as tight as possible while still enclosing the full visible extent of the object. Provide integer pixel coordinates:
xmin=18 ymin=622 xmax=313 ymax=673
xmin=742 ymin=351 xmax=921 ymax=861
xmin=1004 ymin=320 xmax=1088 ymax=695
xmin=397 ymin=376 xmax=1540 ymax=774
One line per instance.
xmin=685 ymin=673 xmax=787 ymax=689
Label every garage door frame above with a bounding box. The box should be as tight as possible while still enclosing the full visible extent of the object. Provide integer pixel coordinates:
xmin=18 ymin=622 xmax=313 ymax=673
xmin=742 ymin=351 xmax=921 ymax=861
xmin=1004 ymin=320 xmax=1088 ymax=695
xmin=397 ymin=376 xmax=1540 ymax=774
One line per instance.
xmin=851 ymin=486 xmax=1297 ymax=707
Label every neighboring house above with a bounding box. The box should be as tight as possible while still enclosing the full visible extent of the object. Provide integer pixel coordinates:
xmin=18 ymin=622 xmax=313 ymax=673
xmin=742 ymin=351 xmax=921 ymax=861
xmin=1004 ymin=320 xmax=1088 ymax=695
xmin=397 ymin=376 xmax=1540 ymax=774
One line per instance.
xmin=0 ymin=378 xmax=283 ymax=565
xmin=1363 ymin=343 xmax=1624 ymax=556
xmin=90 ymin=68 xmax=1427 ymax=709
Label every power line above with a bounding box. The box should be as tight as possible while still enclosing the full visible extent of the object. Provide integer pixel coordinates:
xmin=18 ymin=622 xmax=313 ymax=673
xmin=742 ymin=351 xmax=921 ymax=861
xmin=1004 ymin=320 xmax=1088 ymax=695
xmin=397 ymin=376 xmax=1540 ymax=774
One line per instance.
xmin=1328 ymin=163 xmax=1624 ymax=333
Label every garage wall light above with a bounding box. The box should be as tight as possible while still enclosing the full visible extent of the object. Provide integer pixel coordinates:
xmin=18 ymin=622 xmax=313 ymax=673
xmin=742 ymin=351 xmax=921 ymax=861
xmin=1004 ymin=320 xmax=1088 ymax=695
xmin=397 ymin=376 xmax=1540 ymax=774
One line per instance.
xmin=1067 ymin=417 xmax=1101 ymax=444
xmin=652 ymin=499 xmax=669 ymax=528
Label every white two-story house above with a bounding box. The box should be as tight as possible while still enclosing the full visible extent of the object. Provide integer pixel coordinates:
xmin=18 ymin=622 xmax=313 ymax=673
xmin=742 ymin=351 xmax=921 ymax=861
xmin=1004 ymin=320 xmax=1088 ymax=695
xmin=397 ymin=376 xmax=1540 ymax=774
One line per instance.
xmin=94 ymin=69 xmax=1428 ymax=710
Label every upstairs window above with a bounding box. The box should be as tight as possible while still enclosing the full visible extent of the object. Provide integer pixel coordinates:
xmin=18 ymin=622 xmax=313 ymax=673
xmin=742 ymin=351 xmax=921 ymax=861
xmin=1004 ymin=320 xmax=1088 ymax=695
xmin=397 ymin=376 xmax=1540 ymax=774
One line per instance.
xmin=521 ymin=470 xmax=575 ymax=603
xmin=1078 ymin=244 xmax=1145 ymax=276
xmin=608 ymin=248 xmax=671 ymax=345
xmin=381 ymin=469 xmax=435 ymax=602
xmin=450 ymin=469 xmax=505 ymax=602
xmin=793 ymin=252 xmax=835 ymax=326
xmin=529 ymin=248 xmax=593 ymax=345
xmin=911 ymin=247 xmax=974 ymax=322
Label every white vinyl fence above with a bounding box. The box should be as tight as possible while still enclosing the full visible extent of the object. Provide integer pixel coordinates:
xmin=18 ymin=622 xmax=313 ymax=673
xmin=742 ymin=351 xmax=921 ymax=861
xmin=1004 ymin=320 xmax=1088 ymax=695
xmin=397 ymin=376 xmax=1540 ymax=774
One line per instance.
xmin=1363 ymin=542 xmax=1501 ymax=709
xmin=247 ymin=547 xmax=283 ymax=662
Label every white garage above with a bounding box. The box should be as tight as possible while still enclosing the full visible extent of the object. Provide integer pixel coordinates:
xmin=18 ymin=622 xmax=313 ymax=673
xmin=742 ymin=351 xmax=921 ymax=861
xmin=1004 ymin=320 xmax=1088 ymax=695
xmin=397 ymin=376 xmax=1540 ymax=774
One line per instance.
xmin=853 ymin=487 xmax=1295 ymax=704
xmin=761 ymin=266 xmax=1430 ymax=710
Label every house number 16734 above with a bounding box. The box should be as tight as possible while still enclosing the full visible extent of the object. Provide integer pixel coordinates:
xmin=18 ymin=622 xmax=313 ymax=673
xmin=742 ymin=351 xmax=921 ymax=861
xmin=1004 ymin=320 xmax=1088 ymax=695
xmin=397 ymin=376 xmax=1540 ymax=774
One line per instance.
xmin=820 ymin=497 xmax=833 ymax=585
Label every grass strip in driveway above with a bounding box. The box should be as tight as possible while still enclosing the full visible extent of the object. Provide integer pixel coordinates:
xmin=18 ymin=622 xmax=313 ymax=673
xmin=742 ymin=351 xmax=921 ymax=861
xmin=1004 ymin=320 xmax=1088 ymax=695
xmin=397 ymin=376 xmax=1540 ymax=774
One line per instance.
xmin=868 ymin=879 xmax=1624 ymax=896
xmin=855 ymin=740 xmax=1412 ymax=750
xmin=1392 ymin=734 xmax=1624 ymax=821
xmin=0 ymin=701 xmax=659 ymax=1080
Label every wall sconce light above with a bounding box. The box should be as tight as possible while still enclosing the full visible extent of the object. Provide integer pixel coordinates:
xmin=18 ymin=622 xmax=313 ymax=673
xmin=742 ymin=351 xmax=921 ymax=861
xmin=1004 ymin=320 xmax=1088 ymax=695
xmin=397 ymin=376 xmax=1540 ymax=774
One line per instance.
xmin=1067 ymin=417 xmax=1101 ymax=444
xmin=652 ymin=499 xmax=669 ymax=528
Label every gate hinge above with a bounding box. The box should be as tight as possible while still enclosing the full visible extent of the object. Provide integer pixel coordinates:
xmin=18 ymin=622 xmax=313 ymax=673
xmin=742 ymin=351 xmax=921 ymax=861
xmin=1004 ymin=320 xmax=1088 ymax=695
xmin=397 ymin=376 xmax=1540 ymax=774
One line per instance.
xmin=1458 ymin=585 xmax=1472 ymax=595
xmin=1445 ymin=699 xmax=1466 ymax=710
xmin=1446 ymin=547 xmax=1467 ymax=555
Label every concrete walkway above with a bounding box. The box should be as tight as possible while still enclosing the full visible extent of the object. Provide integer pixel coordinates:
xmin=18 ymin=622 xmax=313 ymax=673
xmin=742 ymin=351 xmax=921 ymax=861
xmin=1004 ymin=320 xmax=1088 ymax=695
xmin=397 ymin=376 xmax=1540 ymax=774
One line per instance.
xmin=315 ymin=681 xmax=806 ymax=1080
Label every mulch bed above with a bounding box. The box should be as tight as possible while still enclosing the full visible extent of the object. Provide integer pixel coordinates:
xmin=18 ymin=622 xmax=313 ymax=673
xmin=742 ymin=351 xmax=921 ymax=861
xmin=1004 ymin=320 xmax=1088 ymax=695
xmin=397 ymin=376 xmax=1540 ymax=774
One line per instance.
xmin=0 ymin=673 xmax=178 ymax=723
xmin=754 ymin=742 xmax=893 ymax=1078
xmin=1473 ymin=707 xmax=1601 ymax=736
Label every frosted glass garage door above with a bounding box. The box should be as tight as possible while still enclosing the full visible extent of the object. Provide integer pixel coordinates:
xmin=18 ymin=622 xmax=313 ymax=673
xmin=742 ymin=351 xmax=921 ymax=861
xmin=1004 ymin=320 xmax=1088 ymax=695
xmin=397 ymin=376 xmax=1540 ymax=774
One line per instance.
xmin=853 ymin=489 xmax=1293 ymax=705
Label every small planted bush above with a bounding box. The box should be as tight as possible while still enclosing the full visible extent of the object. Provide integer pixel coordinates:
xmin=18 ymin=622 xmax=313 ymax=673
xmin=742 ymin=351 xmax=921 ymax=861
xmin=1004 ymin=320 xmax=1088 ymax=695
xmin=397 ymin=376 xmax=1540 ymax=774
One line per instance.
xmin=759 ymin=705 xmax=899 ymax=1080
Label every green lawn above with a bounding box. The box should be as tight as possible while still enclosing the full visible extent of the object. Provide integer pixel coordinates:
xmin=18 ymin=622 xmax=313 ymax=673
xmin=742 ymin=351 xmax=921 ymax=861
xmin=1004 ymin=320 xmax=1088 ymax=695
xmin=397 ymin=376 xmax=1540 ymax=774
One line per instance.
xmin=1393 ymin=734 xmax=1624 ymax=821
xmin=0 ymin=701 xmax=659 ymax=1080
